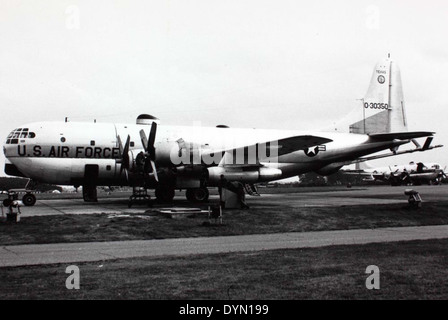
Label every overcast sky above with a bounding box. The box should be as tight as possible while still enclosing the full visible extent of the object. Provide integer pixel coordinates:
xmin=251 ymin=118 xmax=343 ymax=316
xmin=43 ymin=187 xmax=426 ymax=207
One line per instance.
xmin=1 ymin=0 xmax=447 ymax=176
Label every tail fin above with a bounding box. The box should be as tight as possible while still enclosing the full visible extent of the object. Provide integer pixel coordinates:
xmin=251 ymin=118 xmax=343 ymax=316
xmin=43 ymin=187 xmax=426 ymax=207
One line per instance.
xmin=350 ymin=57 xmax=407 ymax=134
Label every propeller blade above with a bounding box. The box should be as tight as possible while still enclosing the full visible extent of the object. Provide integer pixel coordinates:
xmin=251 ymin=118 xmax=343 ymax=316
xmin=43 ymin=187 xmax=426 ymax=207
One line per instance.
xmin=148 ymin=122 xmax=157 ymax=162
xmin=117 ymin=134 xmax=131 ymax=181
xmin=150 ymin=160 xmax=159 ymax=182
xmin=124 ymin=167 xmax=129 ymax=181
xmin=139 ymin=130 xmax=148 ymax=152
xmin=122 ymin=135 xmax=131 ymax=170
xmin=139 ymin=123 xmax=159 ymax=182
xmin=139 ymin=128 xmax=155 ymax=160
xmin=148 ymin=122 xmax=157 ymax=148
xmin=117 ymin=135 xmax=124 ymax=154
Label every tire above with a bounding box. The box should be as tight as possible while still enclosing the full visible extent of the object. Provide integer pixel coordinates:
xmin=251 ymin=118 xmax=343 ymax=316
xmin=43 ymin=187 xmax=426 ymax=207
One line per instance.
xmin=22 ymin=193 xmax=37 ymax=206
xmin=186 ymin=188 xmax=209 ymax=202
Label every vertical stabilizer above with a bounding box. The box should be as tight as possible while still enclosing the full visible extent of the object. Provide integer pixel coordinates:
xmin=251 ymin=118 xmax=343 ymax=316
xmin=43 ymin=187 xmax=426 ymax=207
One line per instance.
xmin=350 ymin=57 xmax=407 ymax=134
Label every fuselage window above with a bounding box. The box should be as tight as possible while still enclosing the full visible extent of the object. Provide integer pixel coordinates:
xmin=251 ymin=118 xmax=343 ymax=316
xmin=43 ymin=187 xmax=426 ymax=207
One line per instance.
xmin=90 ymin=140 xmax=95 ymax=146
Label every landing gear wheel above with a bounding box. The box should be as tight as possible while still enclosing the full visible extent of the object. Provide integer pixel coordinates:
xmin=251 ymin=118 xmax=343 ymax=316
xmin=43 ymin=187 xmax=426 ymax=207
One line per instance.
xmin=155 ymin=186 xmax=175 ymax=202
xmin=186 ymin=187 xmax=209 ymax=202
xmin=82 ymin=185 xmax=98 ymax=202
xmin=22 ymin=193 xmax=36 ymax=206
xmin=186 ymin=189 xmax=194 ymax=201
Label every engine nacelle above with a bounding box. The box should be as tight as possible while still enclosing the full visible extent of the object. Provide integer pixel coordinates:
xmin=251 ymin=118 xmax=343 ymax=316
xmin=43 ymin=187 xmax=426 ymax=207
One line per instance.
xmin=154 ymin=141 xmax=181 ymax=165
xmin=155 ymin=140 xmax=205 ymax=167
xmin=314 ymin=164 xmax=343 ymax=176
xmin=207 ymin=166 xmax=282 ymax=185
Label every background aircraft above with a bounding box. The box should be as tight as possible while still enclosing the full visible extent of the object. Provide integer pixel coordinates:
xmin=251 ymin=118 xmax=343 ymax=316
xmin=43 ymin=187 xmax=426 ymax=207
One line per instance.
xmin=343 ymin=161 xmax=446 ymax=186
xmin=2 ymin=57 xmax=442 ymax=205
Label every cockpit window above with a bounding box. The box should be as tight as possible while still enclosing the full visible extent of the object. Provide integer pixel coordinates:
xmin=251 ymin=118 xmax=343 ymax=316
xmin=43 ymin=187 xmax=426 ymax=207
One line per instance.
xmin=5 ymin=128 xmax=36 ymax=144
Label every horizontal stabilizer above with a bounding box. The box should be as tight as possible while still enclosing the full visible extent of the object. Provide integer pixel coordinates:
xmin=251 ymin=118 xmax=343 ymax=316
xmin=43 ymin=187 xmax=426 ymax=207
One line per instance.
xmin=368 ymin=131 xmax=434 ymax=141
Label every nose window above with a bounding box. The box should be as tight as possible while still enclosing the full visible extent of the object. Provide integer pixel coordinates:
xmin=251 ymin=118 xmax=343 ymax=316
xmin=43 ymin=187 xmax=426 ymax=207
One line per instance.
xmin=5 ymin=128 xmax=36 ymax=144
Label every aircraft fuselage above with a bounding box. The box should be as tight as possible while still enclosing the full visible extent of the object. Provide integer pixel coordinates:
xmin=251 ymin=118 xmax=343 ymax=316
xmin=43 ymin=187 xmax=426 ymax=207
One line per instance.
xmin=3 ymin=121 xmax=407 ymax=188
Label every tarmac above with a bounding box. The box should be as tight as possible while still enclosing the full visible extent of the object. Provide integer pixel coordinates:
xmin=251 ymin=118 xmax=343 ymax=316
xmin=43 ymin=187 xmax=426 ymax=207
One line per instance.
xmin=6 ymin=184 xmax=447 ymax=217
xmin=1 ymin=185 xmax=448 ymax=267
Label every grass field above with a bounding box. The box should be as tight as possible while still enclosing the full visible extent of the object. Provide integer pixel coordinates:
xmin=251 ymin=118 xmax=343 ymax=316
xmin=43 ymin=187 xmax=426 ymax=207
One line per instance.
xmin=1 ymin=239 xmax=447 ymax=299
xmin=1 ymin=187 xmax=448 ymax=300
xmin=1 ymin=201 xmax=448 ymax=245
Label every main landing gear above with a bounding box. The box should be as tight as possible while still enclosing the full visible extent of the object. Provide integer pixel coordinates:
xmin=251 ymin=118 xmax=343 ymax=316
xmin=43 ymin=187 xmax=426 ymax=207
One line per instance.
xmin=82 ymin=184 xmax=98 ymax=202
xmin=129 ymin=185 xmax=176 ymax=206
xmin=185 ymin=187 xmax=209 ymax=203
xmin=155 ymin=185 xmax=175 ymax=203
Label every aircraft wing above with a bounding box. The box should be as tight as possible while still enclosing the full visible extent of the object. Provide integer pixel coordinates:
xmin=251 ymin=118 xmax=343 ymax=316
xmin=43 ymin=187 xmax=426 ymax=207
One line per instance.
xmin=212 ymin=135 xmax=333 ymax=167
xmin=261 ymin=135 xmax=333 ymax=156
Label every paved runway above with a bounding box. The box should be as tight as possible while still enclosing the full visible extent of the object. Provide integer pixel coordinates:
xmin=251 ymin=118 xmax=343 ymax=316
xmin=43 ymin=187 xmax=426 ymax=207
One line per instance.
xmin=7 ymin=184 xmax=447 ymax=217
xmin=1 ymin=185 xmax=447 ymax=267
xmin=1 ymin=225 xmax=447 ymax=267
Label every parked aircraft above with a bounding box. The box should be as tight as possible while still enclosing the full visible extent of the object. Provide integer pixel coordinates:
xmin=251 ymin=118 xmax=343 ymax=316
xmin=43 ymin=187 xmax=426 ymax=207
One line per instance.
xmin=343 ymin=161 xmax=446 ymax=186
xmin=2 ymin=57 xmax=443 ymax=205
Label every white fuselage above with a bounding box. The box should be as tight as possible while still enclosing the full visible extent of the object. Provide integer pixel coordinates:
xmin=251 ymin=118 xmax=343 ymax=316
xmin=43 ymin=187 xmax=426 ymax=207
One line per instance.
xmin=3 ymin=121 xmax=406 ymax=187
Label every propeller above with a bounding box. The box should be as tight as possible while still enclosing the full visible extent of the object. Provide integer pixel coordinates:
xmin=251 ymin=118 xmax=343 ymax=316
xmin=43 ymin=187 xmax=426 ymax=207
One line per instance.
xmin=400 ymin=170 xmax=411 ymax=182
xmin=139 ymin=122 xmax=159 ymax=182
xmin=439 ymin=167 xmax=447 ymax=180
xmin=117 ymin=134 xmax=131 ymax=181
